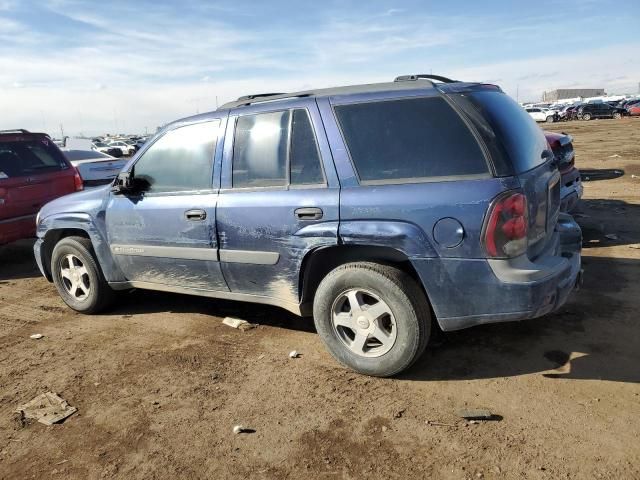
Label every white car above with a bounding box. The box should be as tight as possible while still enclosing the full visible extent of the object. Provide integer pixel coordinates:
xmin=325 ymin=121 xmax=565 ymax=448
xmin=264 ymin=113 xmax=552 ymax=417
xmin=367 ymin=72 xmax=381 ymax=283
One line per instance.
xmin=525 ymin=107 xmax=556 ymax=123
xmin=106 ymin=141 xmax=136 ymax=156
xmin=63 ymin=149 xmax=128 ymax=186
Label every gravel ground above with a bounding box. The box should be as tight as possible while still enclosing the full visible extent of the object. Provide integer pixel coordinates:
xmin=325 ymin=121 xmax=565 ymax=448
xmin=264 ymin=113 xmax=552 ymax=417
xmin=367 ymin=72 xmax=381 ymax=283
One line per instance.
xmin=0 ymin=118 xmax=639 ymax=480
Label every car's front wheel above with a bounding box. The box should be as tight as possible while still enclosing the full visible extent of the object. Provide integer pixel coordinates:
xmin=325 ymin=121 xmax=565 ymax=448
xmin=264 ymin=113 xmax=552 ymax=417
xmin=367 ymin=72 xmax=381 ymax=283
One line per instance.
xmin=313 ymin=262 xmax=431 ymax=377
xmin=51 ymin=236 xmax=115 ymax=314
xmin=613 ymin=112 xmax=622 ymax=119
xmin=582 ymin=113 xmax=592 ymax=120
xmin=546 ymin=115 xmax=555 ymax=123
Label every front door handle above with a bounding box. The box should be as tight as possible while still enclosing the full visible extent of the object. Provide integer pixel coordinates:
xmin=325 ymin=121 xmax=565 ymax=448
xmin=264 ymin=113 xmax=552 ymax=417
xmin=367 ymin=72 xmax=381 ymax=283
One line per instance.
xmin=185 ymin=209 xmax=207 ymax=221
xmin=295 ymin=207 xmax=323 ymax=220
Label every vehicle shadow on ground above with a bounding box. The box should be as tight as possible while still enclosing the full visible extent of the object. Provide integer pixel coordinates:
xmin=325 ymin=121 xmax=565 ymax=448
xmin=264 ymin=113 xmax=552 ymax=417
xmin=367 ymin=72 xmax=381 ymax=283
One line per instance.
xmin=111 ymin=289 xmax=316 ymax=334
xmin=576 ymin=198 xmax=640 ymax=248
xmin=580 ymin=168 xmax=625 ymax=182
xmin=0 ymin=239 xmax=40 ymax=281
xmin=405 ymin=254 xmax=639 ymax=384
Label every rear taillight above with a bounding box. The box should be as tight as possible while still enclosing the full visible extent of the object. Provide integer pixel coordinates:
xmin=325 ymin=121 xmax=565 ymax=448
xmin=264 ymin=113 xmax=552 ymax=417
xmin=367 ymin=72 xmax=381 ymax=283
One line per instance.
xmin=483 ymin=191 xmax=528 ymax=258
xmin=73 ymin=168 xmax=84 ymax=191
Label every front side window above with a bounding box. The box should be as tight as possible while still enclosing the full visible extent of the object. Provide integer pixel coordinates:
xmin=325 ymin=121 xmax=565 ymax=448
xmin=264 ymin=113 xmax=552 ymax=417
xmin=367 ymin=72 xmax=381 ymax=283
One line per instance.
xmin=232 ymin=109 xmax=324 ymax=188
xmin=334 ymin=97 xmax=488 ymax=183
xmin=133 ymin=120 xmax=219 ymax=193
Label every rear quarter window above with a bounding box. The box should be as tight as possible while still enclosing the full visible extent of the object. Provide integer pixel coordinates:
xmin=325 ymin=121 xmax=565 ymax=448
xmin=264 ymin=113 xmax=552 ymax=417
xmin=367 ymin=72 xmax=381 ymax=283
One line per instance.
xmin=452 ymin=91 xmax=549 ymax=174
xmin=0 ymin=137 xmax=68 ymax=178
xmin=334 ymin=96 xmax=489 ymax=184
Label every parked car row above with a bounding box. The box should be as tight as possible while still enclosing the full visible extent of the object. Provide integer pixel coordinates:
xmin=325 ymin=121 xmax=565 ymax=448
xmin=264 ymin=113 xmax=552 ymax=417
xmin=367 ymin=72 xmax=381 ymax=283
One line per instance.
xmin=91 ymin=135 xmax=150 ymax=157
xmin=529 ymin=97 xmax=640 ymax=122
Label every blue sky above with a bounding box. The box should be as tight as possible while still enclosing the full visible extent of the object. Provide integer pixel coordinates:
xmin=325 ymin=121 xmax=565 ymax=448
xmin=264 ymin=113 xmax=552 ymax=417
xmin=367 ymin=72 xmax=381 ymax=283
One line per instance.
xmin=0 ymin=0 xmax=638 ymax=135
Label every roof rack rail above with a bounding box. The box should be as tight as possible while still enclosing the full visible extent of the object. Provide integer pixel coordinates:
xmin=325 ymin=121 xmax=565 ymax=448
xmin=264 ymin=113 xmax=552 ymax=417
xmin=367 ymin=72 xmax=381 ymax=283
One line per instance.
xmin=0 ymin=129 xmax=31 ymax=134
xmin=394 ymin=74 xmax=459 ymax=83
xmin=219 ymin=92 xmax=312 ymax=110
xmin=236 ymin=93 xmax=287 ymax=102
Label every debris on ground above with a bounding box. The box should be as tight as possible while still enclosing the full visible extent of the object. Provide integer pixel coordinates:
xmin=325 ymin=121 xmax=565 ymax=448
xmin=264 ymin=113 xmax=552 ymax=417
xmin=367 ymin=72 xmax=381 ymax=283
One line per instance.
xmin=426 ymin=420 xmax=457 ymax=427
xmin=222 ymin=317 xmax=256 ymax=331
xmin=15 ymin=392 xmax=77 ymax=425
xmin=456 ymin=408 xmax=494 ymax=420
xmin=289 ymin=350 xmax=300 ymax=359
xmin=629 ymin=245 xmax=640 ymax=250
xmin=29 ymin=334 xmax=44 ymax=340
xmin=608 ymin=154 xmax=621 ymax=158
xmin=233 ymin=425 xmax=255 ymax=434
xmin=393 ymin=408 xmax=406 ymax=419
xmin=605 ymin=234 xmax=619 ymax=240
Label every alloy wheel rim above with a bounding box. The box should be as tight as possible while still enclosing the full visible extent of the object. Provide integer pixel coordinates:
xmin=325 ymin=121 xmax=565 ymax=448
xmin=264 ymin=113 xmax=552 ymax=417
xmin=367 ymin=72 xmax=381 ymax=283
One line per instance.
xmin=59 ymin=254 xmax=91 ymax=301
xmin=331 ymin=288 xmax=397 ymax=358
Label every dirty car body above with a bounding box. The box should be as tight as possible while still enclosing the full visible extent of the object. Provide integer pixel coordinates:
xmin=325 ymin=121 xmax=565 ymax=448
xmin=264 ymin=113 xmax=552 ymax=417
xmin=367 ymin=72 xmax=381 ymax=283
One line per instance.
xmin=34 ymin=77 xmax=582 ymax=376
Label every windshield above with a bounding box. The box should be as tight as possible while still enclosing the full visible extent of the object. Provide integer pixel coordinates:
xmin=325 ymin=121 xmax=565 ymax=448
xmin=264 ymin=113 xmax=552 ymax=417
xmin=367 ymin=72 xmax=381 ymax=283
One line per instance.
xmin=0 ymin=137 xmax=69 ymax=178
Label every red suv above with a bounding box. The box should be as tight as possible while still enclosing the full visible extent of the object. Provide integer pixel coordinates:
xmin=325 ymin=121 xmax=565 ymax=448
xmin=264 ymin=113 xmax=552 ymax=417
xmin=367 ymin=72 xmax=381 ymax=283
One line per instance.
xmin=0 ymin=129 xmax=83 ymax=245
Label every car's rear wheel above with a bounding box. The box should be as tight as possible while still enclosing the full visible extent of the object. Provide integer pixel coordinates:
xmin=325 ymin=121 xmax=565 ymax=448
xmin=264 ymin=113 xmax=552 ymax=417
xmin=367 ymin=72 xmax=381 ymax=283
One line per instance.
xmin=546 ymin=115 xmax=555 ymax=123
xmin=582 ymin=113 xmax=592 ymax=120
xmin=613 ymin=112 xmax=622 ymax=119
xmin=51 ymin=236 xmax=115 ymax=314
xmin=313 ymin=262 xmax=430 ymax=377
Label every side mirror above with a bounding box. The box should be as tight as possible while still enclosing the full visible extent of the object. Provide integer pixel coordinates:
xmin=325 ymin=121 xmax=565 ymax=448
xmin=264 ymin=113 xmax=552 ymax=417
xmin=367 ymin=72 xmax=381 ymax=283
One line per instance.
xmin=111 ymin=171 xmax=134 ymax=194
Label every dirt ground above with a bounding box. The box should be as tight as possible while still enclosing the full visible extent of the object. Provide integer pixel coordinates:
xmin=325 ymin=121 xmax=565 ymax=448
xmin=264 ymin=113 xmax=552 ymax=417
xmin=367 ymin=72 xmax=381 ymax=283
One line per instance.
xmin=1 ymin=118 xmax=639 ymax=480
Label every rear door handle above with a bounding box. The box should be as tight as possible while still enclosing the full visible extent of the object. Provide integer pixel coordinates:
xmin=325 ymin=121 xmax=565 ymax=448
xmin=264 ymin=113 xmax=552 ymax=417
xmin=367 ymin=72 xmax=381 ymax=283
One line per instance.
xmin=295 ymin=207 xmax=323 ymax=220
xmin=185 ymin=209 xmax=207 ymax=221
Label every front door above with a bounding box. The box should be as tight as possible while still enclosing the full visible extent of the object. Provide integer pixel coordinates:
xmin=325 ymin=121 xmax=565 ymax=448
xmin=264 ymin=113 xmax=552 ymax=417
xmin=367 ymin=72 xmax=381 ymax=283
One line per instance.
xmin=105 ymin=119 xmax=228 ymax=291
xmin=216 ymin=100 xmax=340 ymax=310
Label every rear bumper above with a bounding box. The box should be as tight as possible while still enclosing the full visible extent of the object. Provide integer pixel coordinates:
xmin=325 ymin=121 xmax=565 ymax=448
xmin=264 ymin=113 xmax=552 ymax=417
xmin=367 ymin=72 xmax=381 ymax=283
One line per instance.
xmin=412 ymin=214 xmax=582 ymax=331
xmin=560 ymin=168 xmax=583 ymax=213
xmin=0 ymin=214 xmax=36 ymax=245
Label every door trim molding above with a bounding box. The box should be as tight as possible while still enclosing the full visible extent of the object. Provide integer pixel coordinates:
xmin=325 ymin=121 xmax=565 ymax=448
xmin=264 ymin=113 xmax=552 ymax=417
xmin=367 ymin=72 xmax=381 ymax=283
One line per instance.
xmin=219 ymin=249 xmax=279 ymax=265
xmin=111 ymin=244 xmax=219 ymax=261
xmin=110 ymin=244 xmax=280 ymax=265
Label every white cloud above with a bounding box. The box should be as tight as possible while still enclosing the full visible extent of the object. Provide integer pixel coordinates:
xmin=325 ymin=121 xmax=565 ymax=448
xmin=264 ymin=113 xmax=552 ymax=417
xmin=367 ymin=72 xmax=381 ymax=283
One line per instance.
xmin=0 ymin=2 xmax=638 ymax=134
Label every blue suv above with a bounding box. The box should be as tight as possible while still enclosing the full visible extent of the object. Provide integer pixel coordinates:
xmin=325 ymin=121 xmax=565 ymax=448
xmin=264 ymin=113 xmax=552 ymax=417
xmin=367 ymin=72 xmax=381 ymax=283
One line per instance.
xmin=34 ymin=75 xmax=582 ymax=377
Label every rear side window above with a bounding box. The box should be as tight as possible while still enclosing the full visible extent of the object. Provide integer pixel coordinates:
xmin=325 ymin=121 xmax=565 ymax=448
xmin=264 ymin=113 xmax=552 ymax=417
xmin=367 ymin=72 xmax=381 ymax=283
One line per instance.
xmin=232 ymin=109 xmax=325 ymax=188
xmin=334 ymin=97 xmax=488 ymax=184
xmin=454 ymin=91 xmax=549 ymax=174
xmin=133 ymin=120 xmax=219 ymax=193
xmin=0 ymin=137 xmax=68 ymax=178
xmin=290 ymin=109 xmax=324 ymax=185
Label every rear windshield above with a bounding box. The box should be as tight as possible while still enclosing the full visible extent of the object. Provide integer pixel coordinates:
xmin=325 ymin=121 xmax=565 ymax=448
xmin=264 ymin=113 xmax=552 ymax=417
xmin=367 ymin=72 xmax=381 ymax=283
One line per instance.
xmin=452 ymin=91 xmax=548 ymax=174
xmin=334 ymin=96 xmax=489 ymax=184
xmin=0 ymin=137 xmax=69 ymax=178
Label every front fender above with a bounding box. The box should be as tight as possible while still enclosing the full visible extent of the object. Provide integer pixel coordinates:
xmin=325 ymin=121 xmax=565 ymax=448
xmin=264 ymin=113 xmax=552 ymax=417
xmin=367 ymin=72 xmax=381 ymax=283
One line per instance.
xmin=37 ymin=212 xmax=126 ymax=283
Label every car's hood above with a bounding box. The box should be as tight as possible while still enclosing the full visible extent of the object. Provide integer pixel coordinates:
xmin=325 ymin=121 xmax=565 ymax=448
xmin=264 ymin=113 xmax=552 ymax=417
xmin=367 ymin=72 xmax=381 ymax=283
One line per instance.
xmin=39 ymin=184 xmax=110 ymax=223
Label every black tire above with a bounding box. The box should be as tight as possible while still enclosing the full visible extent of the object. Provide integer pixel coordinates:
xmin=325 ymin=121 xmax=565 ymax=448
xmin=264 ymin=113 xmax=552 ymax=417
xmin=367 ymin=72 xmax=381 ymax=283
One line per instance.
xmin=613 ymin=112 xmax=622 ymax=119
xmin=51 ymin=236 xmax=115 ymax=314
xmin=545 ymin=116 xmax=555 ymax=123
xmin=582 ymin=113 xmax=592 ymax=121
xmin=313 ymin=262 xmax=431 ymax=377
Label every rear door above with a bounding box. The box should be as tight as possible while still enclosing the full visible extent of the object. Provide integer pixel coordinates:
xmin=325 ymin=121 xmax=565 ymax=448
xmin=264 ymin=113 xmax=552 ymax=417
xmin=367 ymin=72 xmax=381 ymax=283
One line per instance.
xmin=0 ymin=134 xmax=75 ymax=223
xmin=105 ymin=119 xmax=227 ymax=291
xmin=216 ymin=99 xmax=339 ymax=308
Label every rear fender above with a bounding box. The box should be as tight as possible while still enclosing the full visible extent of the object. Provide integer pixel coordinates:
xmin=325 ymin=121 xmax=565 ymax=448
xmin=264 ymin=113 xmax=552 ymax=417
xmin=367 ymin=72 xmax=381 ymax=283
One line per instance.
xmin=338 ymin=220 xmax=437 ymax=258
